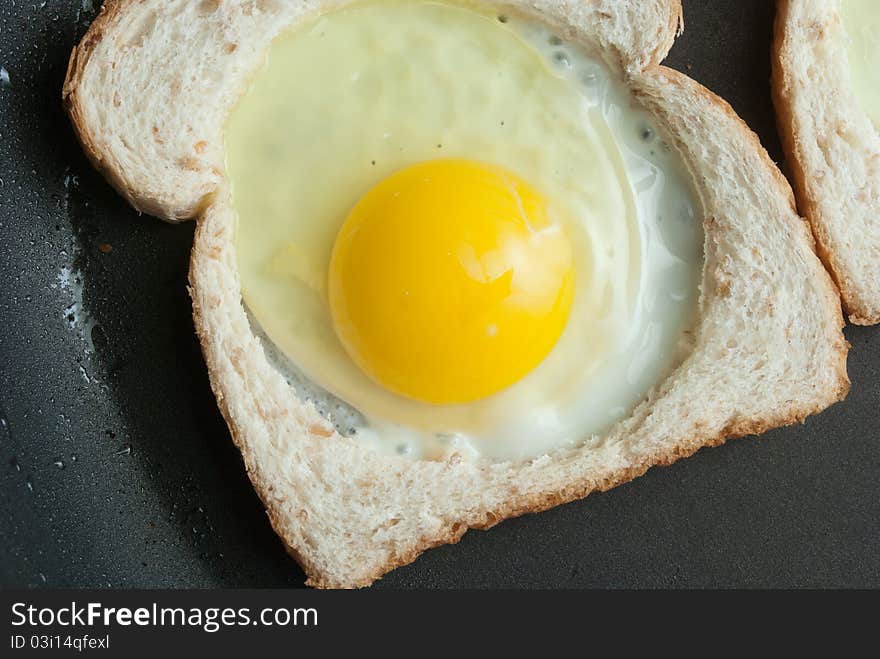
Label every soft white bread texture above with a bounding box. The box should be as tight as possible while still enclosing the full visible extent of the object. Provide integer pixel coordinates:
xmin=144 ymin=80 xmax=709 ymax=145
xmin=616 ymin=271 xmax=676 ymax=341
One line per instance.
xmin=773 ymin=0 xmax=880 ymax=325
xmin=64 ymin=0 xmax=849 ymax=588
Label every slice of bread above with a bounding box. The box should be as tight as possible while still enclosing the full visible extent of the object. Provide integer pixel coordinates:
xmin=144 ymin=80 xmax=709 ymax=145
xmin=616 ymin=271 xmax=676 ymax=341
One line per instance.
xmin=773 ymin=0 xmax=880 ymax=325
xmin=63 ymin=0 xmax=849 ymax=588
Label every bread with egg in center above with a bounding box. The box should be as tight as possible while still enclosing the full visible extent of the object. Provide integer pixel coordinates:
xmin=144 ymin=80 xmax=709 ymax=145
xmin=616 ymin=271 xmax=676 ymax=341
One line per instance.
xmin=63 ymin=0 xmax=849 ymax=588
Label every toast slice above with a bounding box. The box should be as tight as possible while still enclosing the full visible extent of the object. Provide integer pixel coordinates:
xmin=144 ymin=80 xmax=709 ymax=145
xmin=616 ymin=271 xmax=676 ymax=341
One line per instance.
xmin=773 ymin=0 xmax=880 ymax=325
xmin=63 ymin=0 xmax=849 ymax=588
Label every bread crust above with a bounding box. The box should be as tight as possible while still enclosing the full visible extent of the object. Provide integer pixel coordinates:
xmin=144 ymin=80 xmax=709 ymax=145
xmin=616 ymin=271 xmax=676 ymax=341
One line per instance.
xmin=63 ymin=0 xmax=151 ymax=216
xmin=772 ymin=0 xmax=880 ymax=325
xmin=68 ymin=0 xmax=849 ymax=588
xmin=648 ymin=0 xmax=684 ymax=69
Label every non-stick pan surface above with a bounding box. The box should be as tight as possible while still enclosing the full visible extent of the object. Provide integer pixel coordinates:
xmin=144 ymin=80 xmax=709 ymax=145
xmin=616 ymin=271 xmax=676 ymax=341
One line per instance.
xmin=1 ymin=1 xmax=878 ymax=588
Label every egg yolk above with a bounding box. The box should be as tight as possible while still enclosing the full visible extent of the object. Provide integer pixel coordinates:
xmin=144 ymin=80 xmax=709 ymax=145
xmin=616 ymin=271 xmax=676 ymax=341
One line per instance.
xmin=328 ymin=159 xmax=575 ymax=404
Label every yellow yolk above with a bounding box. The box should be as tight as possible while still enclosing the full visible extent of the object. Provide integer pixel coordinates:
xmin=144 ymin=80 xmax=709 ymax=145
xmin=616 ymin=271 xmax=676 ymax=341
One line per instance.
xmin=328 ymin=159 xmax=575 ymax=405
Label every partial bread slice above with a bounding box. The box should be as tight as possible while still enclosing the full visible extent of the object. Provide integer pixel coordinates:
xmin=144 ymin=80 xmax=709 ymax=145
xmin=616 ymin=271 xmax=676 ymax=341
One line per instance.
xmin=773 ymin=0 xmax=880 ymax=325
xmin=64 ymin=0 xmax=849 ymax=588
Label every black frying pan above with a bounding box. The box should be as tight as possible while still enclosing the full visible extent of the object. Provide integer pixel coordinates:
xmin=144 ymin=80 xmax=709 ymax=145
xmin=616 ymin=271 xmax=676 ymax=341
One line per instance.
xmin=1 ymin=1 xmax=878 ymax=588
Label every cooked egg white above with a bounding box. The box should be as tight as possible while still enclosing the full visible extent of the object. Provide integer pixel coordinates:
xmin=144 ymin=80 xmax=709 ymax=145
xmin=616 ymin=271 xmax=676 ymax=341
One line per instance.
xmin=226 ymin=0 xmax=703 ymax=461
xmin=842 ymin=0 xmax=880 ymax=129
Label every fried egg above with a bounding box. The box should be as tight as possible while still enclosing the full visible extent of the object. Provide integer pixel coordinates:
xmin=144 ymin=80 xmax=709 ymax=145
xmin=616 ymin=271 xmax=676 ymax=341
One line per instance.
xmin=225 ymin=0 xmax=703 ymax=461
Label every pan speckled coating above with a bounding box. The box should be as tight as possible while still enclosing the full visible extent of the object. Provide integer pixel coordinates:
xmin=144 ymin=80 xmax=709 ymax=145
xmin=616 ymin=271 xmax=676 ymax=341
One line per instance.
xmin=1 ymin=0 xmax=878 ymax=588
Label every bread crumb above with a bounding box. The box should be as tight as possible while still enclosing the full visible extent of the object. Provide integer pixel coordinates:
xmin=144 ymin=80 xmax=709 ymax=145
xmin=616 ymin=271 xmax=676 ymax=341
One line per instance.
xmin=98 ymin=243 xmax=113 ymax=254
xmin=177 ymin=155 xmax=200 ymax=170
xmin=309 ymin=423 xmax=334 ymax=438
